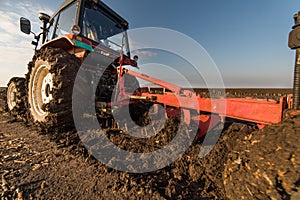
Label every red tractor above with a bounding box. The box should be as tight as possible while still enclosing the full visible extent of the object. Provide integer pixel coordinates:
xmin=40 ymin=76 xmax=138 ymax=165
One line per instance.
xmin=7 ymin=0 xmax=141 ymax=131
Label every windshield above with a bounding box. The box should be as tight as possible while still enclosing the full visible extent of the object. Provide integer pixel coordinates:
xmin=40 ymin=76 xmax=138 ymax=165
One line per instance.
xmin=82 ymin=2 xmax=129 ymax=55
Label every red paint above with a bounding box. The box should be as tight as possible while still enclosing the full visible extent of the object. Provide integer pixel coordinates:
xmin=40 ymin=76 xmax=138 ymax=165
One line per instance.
xmin=193 ymin=114 xmax=221 ymax=137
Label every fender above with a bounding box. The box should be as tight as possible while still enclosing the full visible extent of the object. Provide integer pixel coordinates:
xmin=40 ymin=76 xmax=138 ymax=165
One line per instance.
xmin=40 ymin=34 xmax=94 ymax=62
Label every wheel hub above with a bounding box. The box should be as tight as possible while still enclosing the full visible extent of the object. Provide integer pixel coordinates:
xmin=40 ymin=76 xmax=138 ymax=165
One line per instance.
xmin=41 ymin=73 xmax=53 ymax=104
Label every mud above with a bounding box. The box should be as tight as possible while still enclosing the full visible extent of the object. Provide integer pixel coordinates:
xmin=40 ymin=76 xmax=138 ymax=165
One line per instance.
xmin=0 ymin=87 xmax=299 ymax=199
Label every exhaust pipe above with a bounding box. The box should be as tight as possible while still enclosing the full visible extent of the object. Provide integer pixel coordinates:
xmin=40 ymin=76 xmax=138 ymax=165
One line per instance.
xmin=293 ymin=49 xmax=300 ymax=110
xmin=288 ymin=12 xmax=300 ymax=110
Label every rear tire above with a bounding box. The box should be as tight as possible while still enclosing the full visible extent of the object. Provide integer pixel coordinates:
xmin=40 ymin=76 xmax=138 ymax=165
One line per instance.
xmin=7 ymin=77 xmax=26 ymax=120
xmin=26 ymin=47 xmax=81 ymax=131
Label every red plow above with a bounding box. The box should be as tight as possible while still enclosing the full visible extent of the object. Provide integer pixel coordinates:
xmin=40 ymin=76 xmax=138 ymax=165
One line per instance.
xmin=113 ymin=64 xmax=292 ymax=138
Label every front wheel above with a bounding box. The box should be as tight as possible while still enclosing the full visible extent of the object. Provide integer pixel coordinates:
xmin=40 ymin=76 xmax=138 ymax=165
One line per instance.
xmin=27 ymin=47 xmax=81 ymax=131
xmin=6 ymin=77 xmax=26 ymax=119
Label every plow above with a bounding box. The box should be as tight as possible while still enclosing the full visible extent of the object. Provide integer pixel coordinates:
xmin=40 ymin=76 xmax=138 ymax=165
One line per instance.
xmin=5 ymin=0 xmax=300 ymax=165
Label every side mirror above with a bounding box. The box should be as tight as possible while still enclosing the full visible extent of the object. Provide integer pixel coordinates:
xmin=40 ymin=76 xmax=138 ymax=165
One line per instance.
xmin=20 ymin=17 xmax=31 ymax=34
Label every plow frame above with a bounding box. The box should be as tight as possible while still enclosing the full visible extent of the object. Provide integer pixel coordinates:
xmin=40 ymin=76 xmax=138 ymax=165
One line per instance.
xmin=110 ymin=65 xmax=289 ymax=137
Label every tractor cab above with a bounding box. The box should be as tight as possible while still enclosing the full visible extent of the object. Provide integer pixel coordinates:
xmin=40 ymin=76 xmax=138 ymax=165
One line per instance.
xmin=21 ymin=0 xmax=131 ymax=57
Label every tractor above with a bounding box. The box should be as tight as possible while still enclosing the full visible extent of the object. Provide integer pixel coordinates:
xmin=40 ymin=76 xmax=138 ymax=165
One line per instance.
xmin=7 ymin=0 xmax=142 ymax=131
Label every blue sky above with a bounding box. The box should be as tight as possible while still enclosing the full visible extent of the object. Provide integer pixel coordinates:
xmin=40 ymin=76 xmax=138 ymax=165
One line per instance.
xmin=0 ymin=0 xmax=299 ymax=87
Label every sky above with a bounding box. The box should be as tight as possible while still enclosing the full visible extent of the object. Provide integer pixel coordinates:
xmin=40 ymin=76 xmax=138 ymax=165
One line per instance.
xmin=0 ymin=0 xmax=299 ymax=88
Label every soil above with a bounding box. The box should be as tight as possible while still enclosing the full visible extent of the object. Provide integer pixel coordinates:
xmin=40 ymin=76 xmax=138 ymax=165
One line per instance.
xmin=0 ymin=87 xmax=299 ymax=199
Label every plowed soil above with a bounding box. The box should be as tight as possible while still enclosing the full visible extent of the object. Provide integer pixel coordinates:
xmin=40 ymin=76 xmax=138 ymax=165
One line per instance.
xmin=0 ymin=87 xmax=299 ymax=199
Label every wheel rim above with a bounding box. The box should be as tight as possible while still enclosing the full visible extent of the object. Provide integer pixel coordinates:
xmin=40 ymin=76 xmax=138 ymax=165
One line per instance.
xmin=30 ymin=64 xmax=53 ymax=120
xmin=7 ymin=82 xmax=17 ymax=110
xmin=41 ymin=73 xmax=53 ymax=104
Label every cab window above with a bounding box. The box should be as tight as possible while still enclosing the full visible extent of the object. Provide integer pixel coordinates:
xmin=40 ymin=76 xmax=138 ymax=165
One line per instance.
xmin=54 ymin=2 xmax=77 ymax=38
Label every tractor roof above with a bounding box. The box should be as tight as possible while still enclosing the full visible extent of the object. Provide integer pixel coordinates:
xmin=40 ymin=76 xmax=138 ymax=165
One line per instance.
xmin=51 ymin=0 xmax=128 ymax=29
